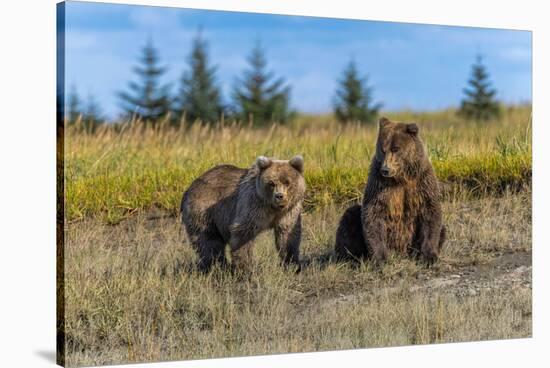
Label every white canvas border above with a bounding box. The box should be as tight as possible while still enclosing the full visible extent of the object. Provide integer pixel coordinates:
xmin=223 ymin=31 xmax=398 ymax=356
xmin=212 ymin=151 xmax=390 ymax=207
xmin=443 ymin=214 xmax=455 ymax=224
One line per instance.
xmin=0 ymin=0 xmax=546 ymax=367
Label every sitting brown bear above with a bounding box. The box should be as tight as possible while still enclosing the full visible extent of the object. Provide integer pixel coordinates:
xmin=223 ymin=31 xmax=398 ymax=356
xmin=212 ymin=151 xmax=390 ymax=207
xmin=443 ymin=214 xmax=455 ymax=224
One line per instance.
xmin=335 ymin=117 xmax=445 ymax=264
xmin=181 ymin=155 xmax=305 ymax=272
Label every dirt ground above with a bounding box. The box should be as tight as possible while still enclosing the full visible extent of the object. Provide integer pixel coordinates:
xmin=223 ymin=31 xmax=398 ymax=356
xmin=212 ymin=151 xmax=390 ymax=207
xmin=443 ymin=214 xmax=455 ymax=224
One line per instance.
xmin=62 ymin=190 xmax=532 ymax=367
xmin=318 ymin=251 xmax=531 ymax=308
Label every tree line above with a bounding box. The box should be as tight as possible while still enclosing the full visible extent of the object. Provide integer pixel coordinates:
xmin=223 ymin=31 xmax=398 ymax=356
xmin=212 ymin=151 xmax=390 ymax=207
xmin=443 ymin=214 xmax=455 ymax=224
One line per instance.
xmin=66 ymin=31 xmax=501 ymax=128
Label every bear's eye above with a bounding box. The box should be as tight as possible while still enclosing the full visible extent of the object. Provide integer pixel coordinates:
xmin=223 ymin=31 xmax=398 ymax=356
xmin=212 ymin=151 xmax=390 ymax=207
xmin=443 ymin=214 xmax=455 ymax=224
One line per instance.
xmin=282 ymin=179 xmax=290 ymax=185
xmin=391 ymin=146 xmax=400 ymax=153
xmin=268 ymin=180 xmax=275 ymax=187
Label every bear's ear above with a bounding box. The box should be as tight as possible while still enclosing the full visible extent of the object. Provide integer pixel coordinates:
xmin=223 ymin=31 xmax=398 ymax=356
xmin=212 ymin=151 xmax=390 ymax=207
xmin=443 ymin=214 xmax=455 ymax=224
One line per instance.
xmin=255 ymin=156 xmax=272 ymax=171
xmin=379 ymin=117 xmax=392 ymax=129
xmin=406 ymin=123 xmax=419 ymax=136
xmin=289 ymin=155 xmax=304 ymax=174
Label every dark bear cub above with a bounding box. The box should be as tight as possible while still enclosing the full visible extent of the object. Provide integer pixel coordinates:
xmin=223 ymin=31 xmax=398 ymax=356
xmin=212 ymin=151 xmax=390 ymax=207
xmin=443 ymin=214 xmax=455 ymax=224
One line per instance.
xmin=335 ymin=117 xmax=445 ymax=264
xmin=181 ymin=155 xmax=305 ymax=272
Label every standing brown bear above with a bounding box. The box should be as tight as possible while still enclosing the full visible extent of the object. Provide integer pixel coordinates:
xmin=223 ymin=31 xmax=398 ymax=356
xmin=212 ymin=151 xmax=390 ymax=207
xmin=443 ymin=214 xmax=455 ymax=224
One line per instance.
xmin=181 ymin=155 xmax=305 ymax=272
xmin=335 ymin=117 xmax=445 ymax=264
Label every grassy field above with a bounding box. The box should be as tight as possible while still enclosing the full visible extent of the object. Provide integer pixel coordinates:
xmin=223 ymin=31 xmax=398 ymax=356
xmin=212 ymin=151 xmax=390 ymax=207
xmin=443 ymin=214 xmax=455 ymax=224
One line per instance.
xmin=62 ymin=106 xmax=532 ymax=367
xmin=64 ymin=190 xmax=531 ymax=367
xmin=65 ymin=105 xmax=531 ymax=224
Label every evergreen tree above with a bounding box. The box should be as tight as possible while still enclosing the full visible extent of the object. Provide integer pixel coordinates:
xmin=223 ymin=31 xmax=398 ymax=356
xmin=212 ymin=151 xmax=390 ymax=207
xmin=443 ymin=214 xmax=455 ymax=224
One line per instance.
xmin=232 ymin=43 xmax=293 ymax=126
xmin=458 ymin=55 xmax=500 ymax=121
xmin=333 ymin=60 xmax=381 ymax=124
xmin=118 ymin=39 xmax=172 ymax=123
xmin=175 ymin=31 xmax=224 ymax=124
xmin=67 ymin=85 xmax=82 ymax=124
xmin=82 ymin=93 xmax=105 ymax=131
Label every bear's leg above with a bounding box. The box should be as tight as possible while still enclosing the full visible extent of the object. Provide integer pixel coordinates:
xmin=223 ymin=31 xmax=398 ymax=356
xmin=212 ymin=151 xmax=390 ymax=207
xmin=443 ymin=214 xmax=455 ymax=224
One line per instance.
xmin=408 ymin=228 xmax=422 ymax=260
xmin=274 ymin=211 xmax=302 ymax=269
xmin=416 ymin=214 xmax=443 ymax=265
xmin=335 ymin=204 xmax=367 ymax=261
xmin=230 ymin=242 xmax=254 ymax=273
xmin=196 ymin=235 xmax=227 ymax=272
xmin=366 ymin=220 xmax=388 ymax=264
xmin=229 ymin=225 xmax=257 ymax=272
xmin=362 ymin=203 xmax=389 ymax=264
xmin=438 ymin=225 xmax=446 ymax=251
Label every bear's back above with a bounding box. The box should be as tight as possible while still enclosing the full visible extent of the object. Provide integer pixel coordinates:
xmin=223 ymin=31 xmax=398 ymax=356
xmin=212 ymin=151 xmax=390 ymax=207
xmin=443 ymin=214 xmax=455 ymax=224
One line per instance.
xmin=181 ymin=165 xmax=249 ymax=235
xmin=184 ymin=164 xmax=246 ymax=203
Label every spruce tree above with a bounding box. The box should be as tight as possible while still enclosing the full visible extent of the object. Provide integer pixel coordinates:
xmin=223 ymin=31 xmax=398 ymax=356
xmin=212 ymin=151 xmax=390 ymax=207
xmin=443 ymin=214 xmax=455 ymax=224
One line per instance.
xmin=82 ymin=93 xmax=104 ymax=131
xmin=66 ymin=85 xmax=82 ymax=124
xmin=458 ymin=55 xmax=500 ymax=121
xmin=232 ymin=43 xmax=293 ymax=126
xmin=176 ymin=31 xmax=224 ymax=125
xmin=118 ymin=39 xmax=172 ymax=123
xmin=333 ymin=60 xmax=381 ymax=124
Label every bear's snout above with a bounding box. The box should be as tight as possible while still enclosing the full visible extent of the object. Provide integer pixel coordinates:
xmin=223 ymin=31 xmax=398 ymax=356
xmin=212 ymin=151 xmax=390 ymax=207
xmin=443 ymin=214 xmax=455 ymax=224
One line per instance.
xmin=272 ymin=191 xmax=288 ymax=209
xmin=380 ymin=165 xmax=395 ymax=178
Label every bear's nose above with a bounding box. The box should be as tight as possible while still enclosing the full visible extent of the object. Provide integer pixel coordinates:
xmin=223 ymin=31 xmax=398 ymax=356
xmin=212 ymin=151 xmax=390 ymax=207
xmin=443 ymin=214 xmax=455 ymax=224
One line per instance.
xmin=274 ymin=192 xmax=284 ymax=201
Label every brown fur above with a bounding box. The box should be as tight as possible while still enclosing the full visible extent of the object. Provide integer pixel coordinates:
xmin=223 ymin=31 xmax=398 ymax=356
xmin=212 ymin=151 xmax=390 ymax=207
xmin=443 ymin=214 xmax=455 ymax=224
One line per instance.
xmin=335 ymin=117 xmax=445 ymax=264
xmin=180 ymin=155 xmax=305 ymax=272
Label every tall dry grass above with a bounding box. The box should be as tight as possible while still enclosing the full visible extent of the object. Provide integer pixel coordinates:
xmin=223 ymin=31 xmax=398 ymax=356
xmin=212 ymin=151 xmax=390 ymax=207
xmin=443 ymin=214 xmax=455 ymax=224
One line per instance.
xmin=65 ymin=105 xmax=531 ymax=223
xmin=64 ymin=189 xmax=532 ymax=367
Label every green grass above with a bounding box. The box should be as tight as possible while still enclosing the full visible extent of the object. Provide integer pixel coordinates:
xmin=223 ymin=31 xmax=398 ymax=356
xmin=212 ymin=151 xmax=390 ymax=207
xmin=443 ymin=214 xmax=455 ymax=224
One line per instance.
xmin=65 ymin=105 xmax=531 ymax=223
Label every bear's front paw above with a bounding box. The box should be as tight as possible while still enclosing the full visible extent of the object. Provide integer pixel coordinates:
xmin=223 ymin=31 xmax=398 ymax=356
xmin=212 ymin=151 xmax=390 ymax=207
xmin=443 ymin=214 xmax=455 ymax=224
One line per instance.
xmin=281 ymin=259 xmax=302 ymax=274
xmin=421 ymin=247 xmax=438 ymax=266
xmin=371 ymin=253 xmax=387 ymax=269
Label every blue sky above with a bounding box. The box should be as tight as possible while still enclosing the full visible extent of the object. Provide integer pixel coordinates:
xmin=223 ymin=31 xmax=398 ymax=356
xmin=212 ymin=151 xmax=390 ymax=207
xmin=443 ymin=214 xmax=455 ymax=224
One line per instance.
xmin=64 ymin=1 xmax=532 ymax=119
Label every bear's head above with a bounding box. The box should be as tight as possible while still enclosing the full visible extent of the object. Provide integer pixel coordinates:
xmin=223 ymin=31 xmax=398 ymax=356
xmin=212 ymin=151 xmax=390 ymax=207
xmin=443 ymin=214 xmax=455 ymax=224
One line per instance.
xmin=253 ymin=155 xmax=306 ymax=211
xmin=374 ymin=117 xmax=428 ymax=181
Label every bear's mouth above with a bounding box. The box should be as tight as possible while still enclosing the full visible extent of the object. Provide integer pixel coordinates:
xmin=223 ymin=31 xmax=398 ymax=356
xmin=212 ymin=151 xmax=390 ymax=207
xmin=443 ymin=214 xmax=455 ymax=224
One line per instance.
xmin=272 ymin=202 xmax=287 ymax=210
